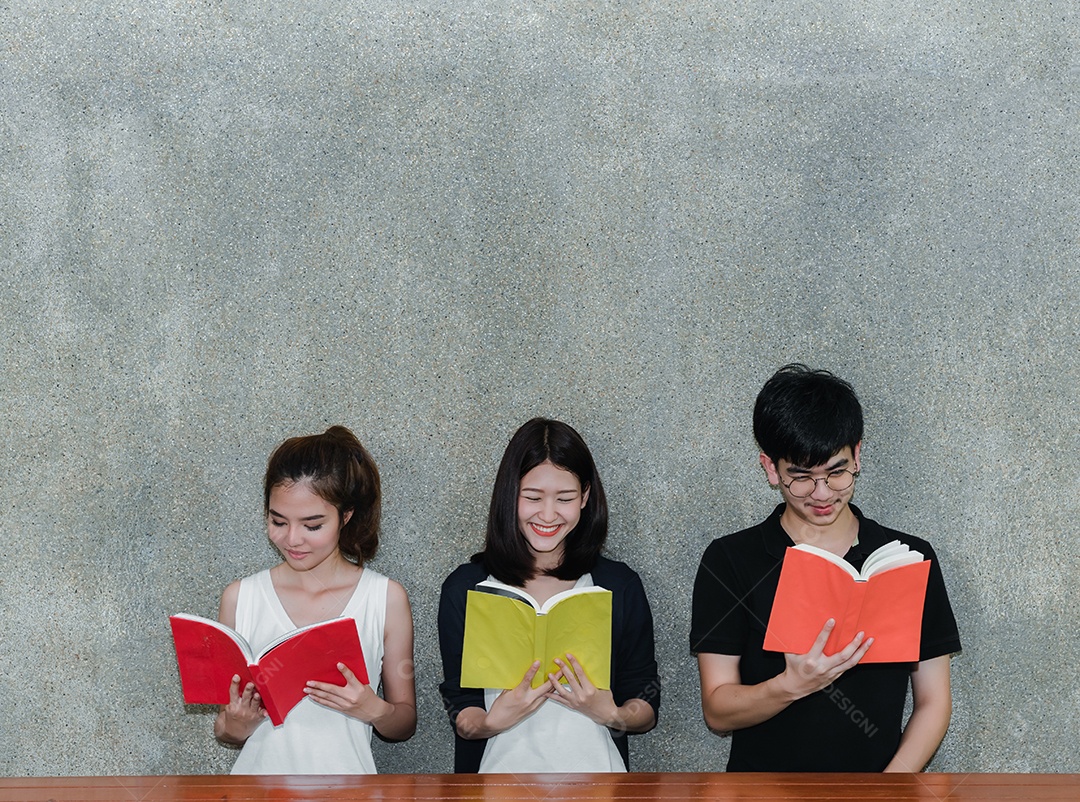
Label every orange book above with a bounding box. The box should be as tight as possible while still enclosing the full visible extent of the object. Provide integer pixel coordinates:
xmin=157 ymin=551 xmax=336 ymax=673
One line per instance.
xmin=763 ymin=541 xmax=931 ymax=663
xmin=169 ymin=614 xmax=367 ymax=726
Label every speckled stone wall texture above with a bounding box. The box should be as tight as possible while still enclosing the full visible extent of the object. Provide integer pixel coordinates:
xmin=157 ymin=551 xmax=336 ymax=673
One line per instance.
xmin=1 ymin=0 xmax=1077 ymax=777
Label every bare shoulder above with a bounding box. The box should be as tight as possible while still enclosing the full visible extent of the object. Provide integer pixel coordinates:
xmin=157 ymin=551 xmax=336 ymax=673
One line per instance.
xmin=382 ymin=578 xmax=414 ymax=645
xmin=385 ymin=577 xmax=412 ymax=612
xmin=218 ymin=580 xmax=242 ymax=627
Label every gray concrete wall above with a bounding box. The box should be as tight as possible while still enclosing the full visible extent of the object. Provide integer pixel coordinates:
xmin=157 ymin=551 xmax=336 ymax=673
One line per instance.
xmin=1 ymin=0 xmax=1077 ymax=776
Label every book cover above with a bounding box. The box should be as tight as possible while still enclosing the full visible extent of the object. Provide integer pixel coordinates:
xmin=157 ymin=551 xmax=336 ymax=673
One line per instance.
xmin=169 ymin=614 xmax=367 ymax=726
xmin=460 ymin=582 xmax=613 ymax=690
xmin=763 ymin=541 xmax=931 ymax=663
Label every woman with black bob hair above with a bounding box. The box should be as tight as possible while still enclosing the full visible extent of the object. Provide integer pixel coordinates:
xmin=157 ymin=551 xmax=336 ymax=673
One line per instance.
xmin=481 ymin=417 xmax=607 ymax=586
xmin=438 ymin=418 xmax=660 ymax=774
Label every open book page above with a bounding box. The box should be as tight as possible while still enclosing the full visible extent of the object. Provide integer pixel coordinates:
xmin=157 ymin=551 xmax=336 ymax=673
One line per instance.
xmin=789 ymin=543 xmax=862 ymax=581
xmin=474 ymin=578 xmax=611 ymax=614
xmin=860 ymin=541 xmax=924 ymax=577
xmin=791 ymin=540 xmax=924 ymax=581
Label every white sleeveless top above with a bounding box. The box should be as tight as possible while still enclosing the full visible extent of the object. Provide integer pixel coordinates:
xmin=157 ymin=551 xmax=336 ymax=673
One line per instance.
xmin=229 ymin=567 xmax=388 ymax=775
xmin=477 ymin=573 xmax=626 ymax=774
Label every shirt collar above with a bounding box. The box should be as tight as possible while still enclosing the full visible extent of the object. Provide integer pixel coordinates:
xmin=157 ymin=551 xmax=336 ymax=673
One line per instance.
xmin=842 ymin=506 xmax=889 ymax=561
xmin=761 ymin=503 xmax=884 ymax=561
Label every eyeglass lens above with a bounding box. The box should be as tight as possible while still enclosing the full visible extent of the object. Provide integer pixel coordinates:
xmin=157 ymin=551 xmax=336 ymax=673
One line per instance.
xmin=786 ymin=471 xmax=856 ymax=497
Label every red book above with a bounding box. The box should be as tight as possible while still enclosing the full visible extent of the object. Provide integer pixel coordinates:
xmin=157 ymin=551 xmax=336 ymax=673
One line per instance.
xmin=763 ymin=541 xmax=931 ymax=663
xmin=169 ymin=614 xmax=368 ymax=726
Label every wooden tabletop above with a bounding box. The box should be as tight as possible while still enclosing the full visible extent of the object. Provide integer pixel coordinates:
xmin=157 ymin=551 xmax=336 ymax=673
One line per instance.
xmin=0 ymin=773 xmax=1076 ymax=801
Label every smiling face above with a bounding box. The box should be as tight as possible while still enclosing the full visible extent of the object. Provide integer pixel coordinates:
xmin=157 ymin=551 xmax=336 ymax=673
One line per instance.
xmin=516 ymin=460 xmax=590 ymax=569
xmin=267 ymin=480 xmax=352 ymax=572
xmin=761 ymin=443 xmax=861 ymax=543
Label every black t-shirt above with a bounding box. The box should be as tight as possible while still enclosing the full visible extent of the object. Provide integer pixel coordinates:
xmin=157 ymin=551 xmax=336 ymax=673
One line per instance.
xmin=690 ymin=504 xmax=961 ymax=772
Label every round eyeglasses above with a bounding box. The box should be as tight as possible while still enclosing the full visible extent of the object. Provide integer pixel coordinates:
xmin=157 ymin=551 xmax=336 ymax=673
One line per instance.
xmin=780 ymin=469 xmax=858 ymax=498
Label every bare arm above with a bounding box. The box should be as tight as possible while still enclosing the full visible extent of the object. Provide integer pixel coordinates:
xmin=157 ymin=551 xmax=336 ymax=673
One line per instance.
xmin=218 ymin=581 xmax=240 ymax=630
xmin=304 ymin=579 xmax=417 ymax=741
xmin=369 ymin=579 xmax=417 ymax=740
xmin=698 ymin=653 xmax=789 ymax=731
xmin=883 ymin=655 xmax=952 ymax=772
xmin=698 ymin=619 xmax=872 ymax=732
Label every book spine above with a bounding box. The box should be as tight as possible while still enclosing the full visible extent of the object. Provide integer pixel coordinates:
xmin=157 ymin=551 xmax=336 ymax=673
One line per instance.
xmin=831 ymin=582 xmax=868 ymax=654
xmin=251 ymin=663 xmax=286 ymax=727
xmin=532 ymin=615 xmax=550 ymax=689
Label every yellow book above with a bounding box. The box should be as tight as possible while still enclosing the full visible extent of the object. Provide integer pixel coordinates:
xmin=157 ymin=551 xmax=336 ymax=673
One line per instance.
xmin=461 ymin=580 xmax=613 ymax=690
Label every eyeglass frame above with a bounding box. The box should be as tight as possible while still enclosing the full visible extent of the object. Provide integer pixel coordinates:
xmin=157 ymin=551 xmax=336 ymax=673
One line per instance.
xmin=778 ymin=468 xmax=860 ymax=498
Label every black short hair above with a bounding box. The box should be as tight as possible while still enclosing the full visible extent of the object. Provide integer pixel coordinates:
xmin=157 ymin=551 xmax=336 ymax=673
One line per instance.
xmin=474 ymin=418 xmax=608 ymax=587
xmin=753 ymin=363 xmax=864 ymax=467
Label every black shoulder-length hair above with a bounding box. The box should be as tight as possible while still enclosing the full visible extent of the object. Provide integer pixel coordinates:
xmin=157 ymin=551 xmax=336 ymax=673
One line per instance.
xmin=473 ymin=418 xmax=608 ymax=587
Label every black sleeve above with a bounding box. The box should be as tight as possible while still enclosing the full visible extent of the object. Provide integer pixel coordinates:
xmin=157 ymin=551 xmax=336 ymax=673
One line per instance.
xmin=917 ymin=543 xmax=962 ymax=661
xmin=610 ymin=570 xmax=661 ymax=718
xmin=437 ymin=565 xmax=487 ymax=773
xmin=690 ymin=539 xmax=749 ymax=655
xmin=594 ymin=560 xmax=660 ymax=771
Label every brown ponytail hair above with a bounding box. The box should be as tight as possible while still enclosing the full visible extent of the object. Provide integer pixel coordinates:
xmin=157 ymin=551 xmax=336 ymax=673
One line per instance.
xmin=263 ymin=425 xmax=381 ymax=563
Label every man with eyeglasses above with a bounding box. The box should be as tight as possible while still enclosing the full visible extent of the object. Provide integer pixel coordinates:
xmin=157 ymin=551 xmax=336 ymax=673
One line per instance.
xmin=690 ymin=364 xmax=960 ymax=773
